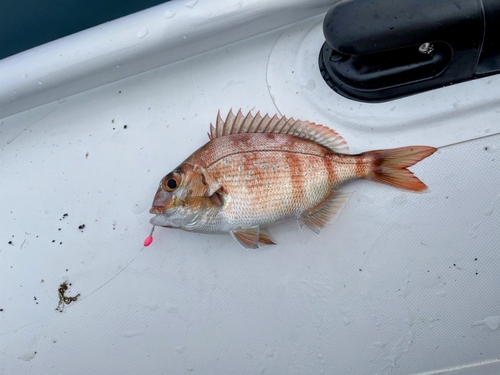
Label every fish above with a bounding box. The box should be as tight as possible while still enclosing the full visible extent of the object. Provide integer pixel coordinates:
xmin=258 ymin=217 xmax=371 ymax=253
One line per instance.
xmin=149 ymin=109 xmax=436 ymax=248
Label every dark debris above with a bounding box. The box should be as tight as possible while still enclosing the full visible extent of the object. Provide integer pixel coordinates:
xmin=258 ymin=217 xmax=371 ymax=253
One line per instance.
xmin=55 ymin=281 xmax=80 ymax=312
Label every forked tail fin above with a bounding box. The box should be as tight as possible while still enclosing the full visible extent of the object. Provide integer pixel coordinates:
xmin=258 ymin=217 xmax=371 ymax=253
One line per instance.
xmin=364 ymin=146 xmax=437 ymax=191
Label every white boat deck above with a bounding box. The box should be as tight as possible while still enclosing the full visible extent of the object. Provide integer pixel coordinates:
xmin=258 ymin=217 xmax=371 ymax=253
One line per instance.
xmin=1 ymin=1 xmax=499 ymax=374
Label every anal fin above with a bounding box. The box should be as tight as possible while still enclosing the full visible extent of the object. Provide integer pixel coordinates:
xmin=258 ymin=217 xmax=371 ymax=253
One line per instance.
xmin=300 ymin=191 xmax=351 ymax=234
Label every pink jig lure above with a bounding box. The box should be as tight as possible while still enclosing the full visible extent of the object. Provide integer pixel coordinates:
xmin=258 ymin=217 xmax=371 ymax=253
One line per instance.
xmin=143 ymin=226 xmax=155 ymax=247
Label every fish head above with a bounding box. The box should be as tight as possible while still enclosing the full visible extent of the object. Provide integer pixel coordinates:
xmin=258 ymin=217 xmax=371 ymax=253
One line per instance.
xmin=149 ymin=164 xmax=208 ymax=229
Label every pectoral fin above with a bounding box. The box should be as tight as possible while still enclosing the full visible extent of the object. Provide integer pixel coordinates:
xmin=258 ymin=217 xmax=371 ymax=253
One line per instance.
xmin=199 ymin=169 xmax=227 ymax=208
xmin=209 ymin=191 xmax=224 ymax=207
xmin=231 ymin=226 xmax=276 ymax=249
xmin=201 ymin=169 xmax=222 ymax=196
xmin=300 ymin=191 xmax=351 ymax=234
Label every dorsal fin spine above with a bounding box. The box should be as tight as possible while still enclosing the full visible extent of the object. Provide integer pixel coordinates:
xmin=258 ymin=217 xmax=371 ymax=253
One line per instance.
xmin=232 ymin=110 xmax=241 ymax=134
xmin=218 ymin=112 xmax=225 ymax=137
xmin=237 ymin=109 xmax=246 ymax=133
xmin=217 ymin=111 xmax=224 ymax=138
xmin=274 ymin=115 xmax=287 ymax=133
xmin=232 ymin=110 xmax=240 ymax=133
xmin=221 ymin=111 xmax=230 ymax=137
xmin=241 ymin=109 xmax=253 ymax=132
xmin=255 ymin=112 xmax=265 ymax=132
xmin=260 ymin=114 xmax=272 ymax=133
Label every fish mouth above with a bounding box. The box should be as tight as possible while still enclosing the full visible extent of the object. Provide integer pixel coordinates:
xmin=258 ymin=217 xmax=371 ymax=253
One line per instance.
xmin=149 ymin=215 xmax=173 ymax=228
xmin=149 ymin=207 xmax=163 ymax=214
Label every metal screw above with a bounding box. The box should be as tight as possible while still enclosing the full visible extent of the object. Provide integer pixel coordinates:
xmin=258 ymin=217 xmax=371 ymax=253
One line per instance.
xmin=329 ymin=51 xmax=345 ymax=62
xmin=418 ymin=42 xmax=434 ymax=54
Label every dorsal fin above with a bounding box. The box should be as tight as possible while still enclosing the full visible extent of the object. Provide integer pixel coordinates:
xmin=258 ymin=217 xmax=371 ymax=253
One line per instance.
xmin=208 ymin=109 xmax=349 ymax=153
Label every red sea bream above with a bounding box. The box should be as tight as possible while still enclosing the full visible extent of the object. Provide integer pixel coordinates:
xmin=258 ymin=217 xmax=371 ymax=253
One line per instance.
xmin=149 ymin=110 xmax=436 ymax=248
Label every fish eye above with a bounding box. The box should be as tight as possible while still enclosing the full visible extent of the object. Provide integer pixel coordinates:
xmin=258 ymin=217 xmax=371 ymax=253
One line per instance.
xmin=166 ymin=179 xmax=177 ymax=189
xmin=163 ymin=172 xmax=181 ymax=192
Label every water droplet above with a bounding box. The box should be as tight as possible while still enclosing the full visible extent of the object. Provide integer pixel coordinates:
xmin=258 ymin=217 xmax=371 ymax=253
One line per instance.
xmin=38 ymin=81 xmax=43 ymax=85
xmin=136 ymin=28 xmax=149 ymax=39
xmin=166 ymin=306 xmax=178 ymax=314
xmin=484 ymin=207 xmax=495 ymax=216
xmin=185 ymin=0 xmax=198 ymax=8
xmin=140 ymin=300 xmax=160 ymax=310
xmin=18 ymin=351 xmax=36 ymax=362
xmin=473 ymin=316 xmax=500 ymax=330
xmin=435 ymin=290 xmax=446 ymax=297
xmin=131 ymin=196 xmax=151 ymax=214
xmin=111 ymin=129 xmax=127 ymax=144
xmin=121 ymin=330 xmax=145 ymax=338
xmin=116 ymin=65 xmax=120 ymax=68
xmin=22 ymin=73 xmax=28 ymax=79
xmin=164 ymin=10 xmax=176 ymax=19
xmin=406 ymin=310 xmax=417 ymax=326
xmin=175 ymin=345 xmax=186 ymax=353
xmin=183 ymin=35 xmax=187 ymax=40
xmin=304 ymin=79 xmax=316 ymax=90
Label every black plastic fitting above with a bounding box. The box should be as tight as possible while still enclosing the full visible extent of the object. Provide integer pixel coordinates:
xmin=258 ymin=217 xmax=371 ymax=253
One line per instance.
xmin=319 ymin=0 xmax=500 ymax=102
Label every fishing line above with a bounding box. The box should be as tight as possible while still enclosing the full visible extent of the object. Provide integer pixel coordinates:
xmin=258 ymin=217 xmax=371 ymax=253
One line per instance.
xmin=0 ymin=227 xmax=156 ymax=336
xmin=60 ymin=226 xmax=157 ymax=304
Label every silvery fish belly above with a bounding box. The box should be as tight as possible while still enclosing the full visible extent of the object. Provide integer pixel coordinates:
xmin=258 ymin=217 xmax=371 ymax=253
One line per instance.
xmin=149 ymin=110 xmax=436 ymax=248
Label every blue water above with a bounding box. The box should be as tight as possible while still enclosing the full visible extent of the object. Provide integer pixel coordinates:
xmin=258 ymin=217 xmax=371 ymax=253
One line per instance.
xmin=0 ymin=0 xmax=171 ymax=60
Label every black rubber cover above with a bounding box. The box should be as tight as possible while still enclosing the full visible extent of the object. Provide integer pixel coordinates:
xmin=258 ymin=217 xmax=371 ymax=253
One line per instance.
xmin=319 ymin=0 xmax=500 ymax=102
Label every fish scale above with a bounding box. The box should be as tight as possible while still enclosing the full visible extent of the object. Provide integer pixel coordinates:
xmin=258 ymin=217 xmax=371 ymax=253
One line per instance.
xmin=206 ymin=143 xmax=331 ymax=222
xmin=149 ymin=109 xmax=436 ymax=248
